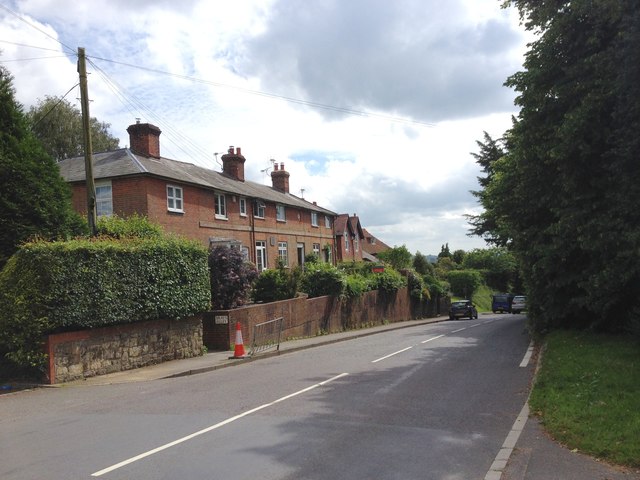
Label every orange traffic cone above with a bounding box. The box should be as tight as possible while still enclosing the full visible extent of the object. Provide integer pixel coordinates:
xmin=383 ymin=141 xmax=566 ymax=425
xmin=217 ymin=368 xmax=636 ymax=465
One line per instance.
xmin=230 ymin=322 xmax=248 ymax=359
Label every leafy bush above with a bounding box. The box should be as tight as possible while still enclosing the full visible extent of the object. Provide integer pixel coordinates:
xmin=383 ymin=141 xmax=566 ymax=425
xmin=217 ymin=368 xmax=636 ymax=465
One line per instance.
xmin=0 ymin=236 xmax=210 ymax=372
xmin=96 ymin=214 xmax=163 ymax=239
xmin=371 ymin=269 xmax=406 ymax=295
xmin=300 ymin=262 xmax=345 ymax=298
xmin=252 ymin=268 xmax=291 ymax=303
xmin=342 ymin=273 xmax=372 ymax=299
xmin=447 ymin=269 xmax=483 ymax=298
xmin=423 ymin=273 xmax=448 ymax=298
xmin=209 ymin=246 xmax=258 ymax=309
xmin=406 ymin=269 xmax=427 ymax=300
xmin=304 ymin=253 xmax=320 ymax=264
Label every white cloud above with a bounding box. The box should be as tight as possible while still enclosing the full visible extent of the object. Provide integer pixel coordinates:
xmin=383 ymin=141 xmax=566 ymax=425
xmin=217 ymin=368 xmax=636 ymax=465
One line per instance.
xmin=0 ymin=0 xmax=527 ymax=255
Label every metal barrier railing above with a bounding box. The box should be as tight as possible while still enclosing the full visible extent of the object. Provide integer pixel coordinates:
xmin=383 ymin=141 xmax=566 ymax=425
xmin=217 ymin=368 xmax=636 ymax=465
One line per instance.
xmin=250 ymin=317 xmax=284 ymax=356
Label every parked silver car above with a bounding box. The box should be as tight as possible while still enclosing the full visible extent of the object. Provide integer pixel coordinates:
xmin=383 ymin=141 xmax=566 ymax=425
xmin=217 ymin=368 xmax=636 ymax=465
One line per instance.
xmin=511 ymin=295 xmax=527 ymax=314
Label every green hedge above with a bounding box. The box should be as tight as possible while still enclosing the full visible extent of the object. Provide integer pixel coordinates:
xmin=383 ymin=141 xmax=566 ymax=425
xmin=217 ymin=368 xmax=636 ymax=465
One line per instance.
xmin=0 ymin=236 xmax=210 ymax=370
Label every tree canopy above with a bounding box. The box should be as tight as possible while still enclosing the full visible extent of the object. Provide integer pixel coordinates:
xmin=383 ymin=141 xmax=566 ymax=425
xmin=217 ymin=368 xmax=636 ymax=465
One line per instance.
xmin=377 ymin=245 xmax=413 ymax=270
xmin=0 ymin=66 xmax=84 ymax=269
xmin=27 ymin=95 xmax=120 ymax=161
xmin=471 ymin=1 xmax=640 ymax=334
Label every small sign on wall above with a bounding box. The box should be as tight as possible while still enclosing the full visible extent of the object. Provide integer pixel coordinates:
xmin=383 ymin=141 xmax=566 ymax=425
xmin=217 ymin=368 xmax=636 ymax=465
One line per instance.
xmin=215 ymin=315 xmax=229 ymax=325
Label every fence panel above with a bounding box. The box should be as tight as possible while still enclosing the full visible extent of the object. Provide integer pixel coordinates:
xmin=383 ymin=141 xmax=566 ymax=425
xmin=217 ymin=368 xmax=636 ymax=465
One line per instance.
xmin=250 ymin=317 xmax=284 ymax=356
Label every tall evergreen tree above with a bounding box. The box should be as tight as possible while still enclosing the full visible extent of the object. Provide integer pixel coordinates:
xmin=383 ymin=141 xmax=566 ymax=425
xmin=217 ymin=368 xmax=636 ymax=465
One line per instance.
xmin=0 ymin=66 xmax=82 ymax=268
xmin=473 ymin=1 xmax=640 ymax=333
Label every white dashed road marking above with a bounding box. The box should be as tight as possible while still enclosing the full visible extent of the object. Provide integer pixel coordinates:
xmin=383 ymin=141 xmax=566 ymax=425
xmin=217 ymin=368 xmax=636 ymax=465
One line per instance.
xmin=91 ymin=373 xmax=349 ymax=476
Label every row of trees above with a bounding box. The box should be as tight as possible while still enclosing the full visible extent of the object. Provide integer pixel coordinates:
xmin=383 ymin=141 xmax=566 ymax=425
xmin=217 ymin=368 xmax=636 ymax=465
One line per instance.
xmin=468 ymin=1 xmax=640 ymax=334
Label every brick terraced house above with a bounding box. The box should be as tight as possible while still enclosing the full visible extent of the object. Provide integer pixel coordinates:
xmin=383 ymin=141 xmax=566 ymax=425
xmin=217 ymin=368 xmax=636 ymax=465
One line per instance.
xmin=58 ymin=122 xmax=336 ymax=270
xmin=334 ymin=213 xmax=365 ymax=263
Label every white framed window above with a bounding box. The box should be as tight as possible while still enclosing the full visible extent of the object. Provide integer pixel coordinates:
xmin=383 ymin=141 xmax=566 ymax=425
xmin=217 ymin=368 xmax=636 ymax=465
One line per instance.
xmin=254 ymin=200 xmax=265 ymax=218
xmin=311 ymin=211 xmax=318 ymax=227
xmin=167 ymin=185 xmax=183 ymax=212
xmin=256 ymin=241 xmax=267 ymax=271
xmin=325 ymin=215 xmax=331 ymax=229
xmin=215 ymin=192 xmax=227 ymax=219
xmin=276 ymin=204 xmax=286 ymax=222
xmin=354 ymin=235 xmax=359 ymax=252
xmin=313 ymin=243 xmax=320 ymax=256
xmin=278 ymin=241 xmax=288 ymax=266
xmin=239 ymin=197 xmax=247 ymax=217
xmin=344 ymin=231 xmax=349 ymax=252
xmin=95 ymin=181 xmax=113 ymax=217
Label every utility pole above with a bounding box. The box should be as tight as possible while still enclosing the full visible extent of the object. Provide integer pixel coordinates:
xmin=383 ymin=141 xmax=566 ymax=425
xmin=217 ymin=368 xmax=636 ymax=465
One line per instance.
xmin=77 ymin=47 xmax=97 ymax=236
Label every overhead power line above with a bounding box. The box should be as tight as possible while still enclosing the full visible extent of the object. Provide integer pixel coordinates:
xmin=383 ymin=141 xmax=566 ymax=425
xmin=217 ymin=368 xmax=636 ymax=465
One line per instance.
xmin=0 ymin=4 xmax=75 ymax=54
xmin=88 ymin=55 xmax=435 ymax=128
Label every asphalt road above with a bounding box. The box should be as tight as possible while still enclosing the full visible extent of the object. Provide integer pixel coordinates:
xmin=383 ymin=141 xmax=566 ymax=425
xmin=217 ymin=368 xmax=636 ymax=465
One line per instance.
xmin=1 ymin=315 xmax=534 ymax=480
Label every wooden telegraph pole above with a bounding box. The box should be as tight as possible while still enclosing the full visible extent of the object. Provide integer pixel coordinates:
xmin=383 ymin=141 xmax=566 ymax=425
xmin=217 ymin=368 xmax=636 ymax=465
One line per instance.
xmin=77 ymin=47 xmax=97 ymax=236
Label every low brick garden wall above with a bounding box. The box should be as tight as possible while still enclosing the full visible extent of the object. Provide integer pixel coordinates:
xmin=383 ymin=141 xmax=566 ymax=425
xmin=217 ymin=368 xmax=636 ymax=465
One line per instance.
xmin=204 ymin=288 xmax=449 ymax=351
xmin=45 ymin=315 xmax=203 ymax=384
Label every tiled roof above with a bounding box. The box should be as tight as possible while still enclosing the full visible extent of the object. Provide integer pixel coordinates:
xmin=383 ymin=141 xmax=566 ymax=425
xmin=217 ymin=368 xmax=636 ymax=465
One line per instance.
xmin=58 ymin=149 xmax=336 ymax=215
xmin=362 ymin=228 xmax=391 ymax=255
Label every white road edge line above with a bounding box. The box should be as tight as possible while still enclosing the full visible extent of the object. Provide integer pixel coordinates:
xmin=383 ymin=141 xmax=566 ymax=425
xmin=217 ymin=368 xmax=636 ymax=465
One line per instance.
xmin=91 ymin=372 xmax=349 ymax=477
xmin=484 ymin=401 xmax=530 ymax=480
xmin=371 ymin=346 xmax=413 ymax=363
xmin=519 ymin=341 xmax=534 ymax=368
xmin=421 ymin=334 xmax=445 ymax=344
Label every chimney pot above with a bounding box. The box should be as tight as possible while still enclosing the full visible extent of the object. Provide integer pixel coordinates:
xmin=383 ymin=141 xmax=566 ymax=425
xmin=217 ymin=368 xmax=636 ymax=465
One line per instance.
xmin=270 ymin=159 xmax=290 ymax=193
xmin=221 ymin=145 xmax=246 ymax=181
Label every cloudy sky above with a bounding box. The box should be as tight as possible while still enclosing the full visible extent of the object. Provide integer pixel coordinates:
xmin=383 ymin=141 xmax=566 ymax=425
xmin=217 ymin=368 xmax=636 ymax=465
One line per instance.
xmin=0 ymin=0 xmax=529 ymax=256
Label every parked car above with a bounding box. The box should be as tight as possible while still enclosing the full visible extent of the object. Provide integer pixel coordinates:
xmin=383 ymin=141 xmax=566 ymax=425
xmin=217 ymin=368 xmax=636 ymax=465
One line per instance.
xmin=492 ymin=294 xmax=513 ymax=313
xmin=511 ymin=295 xmax=527 ymax=314
xmin=449 ymin=300 xmax=479 ymax=320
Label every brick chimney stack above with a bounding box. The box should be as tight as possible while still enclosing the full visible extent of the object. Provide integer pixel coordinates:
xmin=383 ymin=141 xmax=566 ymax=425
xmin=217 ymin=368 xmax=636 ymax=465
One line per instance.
xmin=127 ymin=121 xmax=161 ymax=158
xmin=221 ymin=146 xmax=246 ymax=181
xmin=271 ymin=162 xmax=290 ymax=193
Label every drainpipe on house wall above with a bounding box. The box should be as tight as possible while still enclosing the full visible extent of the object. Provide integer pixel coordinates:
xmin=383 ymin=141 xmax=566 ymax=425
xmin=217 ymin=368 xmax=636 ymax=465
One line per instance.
xmin=249 ymin=200 xmax=256 ymax=267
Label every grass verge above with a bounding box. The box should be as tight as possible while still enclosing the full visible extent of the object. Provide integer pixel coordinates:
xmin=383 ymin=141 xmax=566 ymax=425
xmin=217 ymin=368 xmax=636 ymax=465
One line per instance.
xmin=472 ymin=284 xmax=493 ymax=312
xmin=530 ymin=330 xmax=640 ymax=467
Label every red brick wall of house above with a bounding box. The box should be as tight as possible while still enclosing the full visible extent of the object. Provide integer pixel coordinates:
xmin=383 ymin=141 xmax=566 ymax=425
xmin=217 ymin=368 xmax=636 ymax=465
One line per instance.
xmin=70 ymin=176 xmax=335 ymax=269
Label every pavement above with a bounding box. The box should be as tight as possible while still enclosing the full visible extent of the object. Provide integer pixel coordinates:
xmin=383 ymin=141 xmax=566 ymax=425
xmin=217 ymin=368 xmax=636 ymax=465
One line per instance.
xmin=10 ymin=316 xmax=640 ymax=479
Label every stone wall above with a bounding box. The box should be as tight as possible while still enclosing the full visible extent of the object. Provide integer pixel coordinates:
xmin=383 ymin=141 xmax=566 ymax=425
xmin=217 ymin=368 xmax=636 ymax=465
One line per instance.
xmin=45 ymin=315 xmax=203 ymax=384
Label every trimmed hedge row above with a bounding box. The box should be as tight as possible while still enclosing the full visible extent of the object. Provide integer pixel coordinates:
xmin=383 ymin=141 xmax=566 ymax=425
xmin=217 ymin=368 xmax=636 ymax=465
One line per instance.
xmin=0 ymin=236 xmax=210 ymax=370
